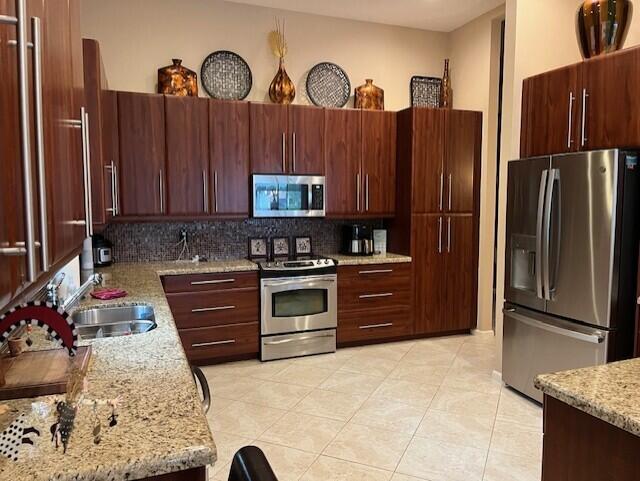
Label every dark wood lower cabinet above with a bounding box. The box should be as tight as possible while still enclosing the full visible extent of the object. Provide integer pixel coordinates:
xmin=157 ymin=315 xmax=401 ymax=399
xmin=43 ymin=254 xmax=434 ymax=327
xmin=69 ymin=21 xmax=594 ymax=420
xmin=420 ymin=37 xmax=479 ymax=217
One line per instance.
xmin=542 ymin=395 xmax=640 ymax=481
xmin=180 ymin=323 xmax=259 ymax=363
xmin=143 ymin=467 xmax=206 ymax=481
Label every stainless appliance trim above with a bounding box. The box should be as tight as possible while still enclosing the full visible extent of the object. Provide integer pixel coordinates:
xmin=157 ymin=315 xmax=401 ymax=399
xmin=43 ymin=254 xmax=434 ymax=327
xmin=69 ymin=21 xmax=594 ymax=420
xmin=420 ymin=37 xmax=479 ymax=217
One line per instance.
xmin=263 ymin=333 xmax=334 ymax=345
xmin=191 ymin=305 xmax=235 ymax=313
xmin=535 ymin=170 xmax=548 ymax=299
xmin=190 ymin=278 xmax=235 ymax=285
xmin=581 ymin=88 xmax=589 ymax=147
xmin=567 ymin=92 xmax=575 ymax=148
xmin=192 ymin=339 xmax=235 ymax=347
xmin=360 ymin=322 xmax=393 ymax=329
xmin=252 ymin=174 xmax=326 ymax=217
xmin=358 ymin=269 xmax=393 ymax=275
xmin=261 ymin=329 xmax=336 ymax=361
xmin=505 ymin=308 xmax=605 ymax=344
xmin=263 ymin=276 xmax=335 ymax=287
xmin=359 ymin=292 xmax=393 ymax=299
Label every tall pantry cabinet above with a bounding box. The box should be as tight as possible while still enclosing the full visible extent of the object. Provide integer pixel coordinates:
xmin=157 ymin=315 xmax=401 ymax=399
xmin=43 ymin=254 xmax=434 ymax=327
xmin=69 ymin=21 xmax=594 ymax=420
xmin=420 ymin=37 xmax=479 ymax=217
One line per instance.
xmin=389 ymin=108 xmax=482 ymax=335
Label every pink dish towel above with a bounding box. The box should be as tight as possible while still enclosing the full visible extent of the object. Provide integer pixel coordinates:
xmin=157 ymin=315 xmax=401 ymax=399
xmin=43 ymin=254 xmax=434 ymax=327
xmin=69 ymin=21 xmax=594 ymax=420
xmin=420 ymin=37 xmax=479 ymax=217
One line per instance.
xmin=91 ymin=288 xmax=128 ymax=300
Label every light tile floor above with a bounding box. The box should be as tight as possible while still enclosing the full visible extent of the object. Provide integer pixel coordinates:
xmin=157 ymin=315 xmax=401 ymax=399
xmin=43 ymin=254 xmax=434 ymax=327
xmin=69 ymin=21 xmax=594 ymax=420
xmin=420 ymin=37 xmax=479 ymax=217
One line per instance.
xmin=203 ymin=332 xmax=543 ymax=481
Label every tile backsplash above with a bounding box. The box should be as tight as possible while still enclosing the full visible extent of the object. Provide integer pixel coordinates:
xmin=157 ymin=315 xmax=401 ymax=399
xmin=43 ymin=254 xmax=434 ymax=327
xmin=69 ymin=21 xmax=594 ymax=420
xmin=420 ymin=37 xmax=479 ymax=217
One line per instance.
xmin=103 ymin=219 xmax=383 ymax=263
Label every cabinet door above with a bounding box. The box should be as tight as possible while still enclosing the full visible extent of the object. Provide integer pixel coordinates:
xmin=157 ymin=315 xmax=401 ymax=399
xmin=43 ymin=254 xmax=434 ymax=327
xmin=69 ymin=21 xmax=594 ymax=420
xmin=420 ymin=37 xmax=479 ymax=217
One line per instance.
xmin=520 ymin=64 xmax=580 ymax=157
xmin=445 ymin=110 xmax=482 ymax=214
xmin=210 ymin=100 xmax=250 ymax=216
xmin=165 ymin=96 xmax=209 ymax=216
xmin=412 ymin=214 xmax=444 ymax=334
xmin=0 ymin=0 xmax=27 ymax=307
xmin=249 ymin=103 xmax=288 ymax=174
xmin=362 ymin=110 xmax=396 ymax=216
xmin=413 ymin=109 xmax=445 ymax=214
xmin=117 ymin=92 xmax=165 ymax=216
xmin=582 ymin=47 xmax=640 ymax=150
xmin=443 ymin=215 xmax=476 ymax=331
xmin=289 ymin=105 xmax=324 ymax=174
xmin=325 ymin=109 xmax=362 ymax=216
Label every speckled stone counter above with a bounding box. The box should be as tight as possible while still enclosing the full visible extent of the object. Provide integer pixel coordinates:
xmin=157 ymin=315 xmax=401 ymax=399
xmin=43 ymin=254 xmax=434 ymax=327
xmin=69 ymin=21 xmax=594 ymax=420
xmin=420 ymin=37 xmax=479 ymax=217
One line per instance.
xmin=0 ymin=259 xmax=257 ymax=481
xmin=535 ymin=358 xmax=640 ymax=437
xmin=327 ymin=252 xmax=412 ymax=265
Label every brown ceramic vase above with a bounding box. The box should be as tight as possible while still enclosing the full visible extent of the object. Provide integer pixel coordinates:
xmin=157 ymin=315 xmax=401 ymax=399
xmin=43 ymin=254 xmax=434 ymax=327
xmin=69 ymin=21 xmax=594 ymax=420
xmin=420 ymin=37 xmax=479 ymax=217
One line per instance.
xmin=576 ymin=0 xmax=633 ymax=59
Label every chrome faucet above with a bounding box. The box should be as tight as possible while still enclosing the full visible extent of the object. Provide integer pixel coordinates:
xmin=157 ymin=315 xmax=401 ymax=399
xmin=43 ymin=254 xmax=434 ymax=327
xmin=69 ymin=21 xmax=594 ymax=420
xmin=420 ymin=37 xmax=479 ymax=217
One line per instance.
xmin=45 ymin=272 xmax=66 ymax=306
xmin=62 ymin=273 xmax=103 ymax=311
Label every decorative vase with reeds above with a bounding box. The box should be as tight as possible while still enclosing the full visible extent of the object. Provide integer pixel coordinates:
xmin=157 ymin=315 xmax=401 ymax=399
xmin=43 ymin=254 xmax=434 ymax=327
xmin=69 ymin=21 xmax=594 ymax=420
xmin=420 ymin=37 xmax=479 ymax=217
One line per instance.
xmin=268 ymin=19 xmax=295 ymax=104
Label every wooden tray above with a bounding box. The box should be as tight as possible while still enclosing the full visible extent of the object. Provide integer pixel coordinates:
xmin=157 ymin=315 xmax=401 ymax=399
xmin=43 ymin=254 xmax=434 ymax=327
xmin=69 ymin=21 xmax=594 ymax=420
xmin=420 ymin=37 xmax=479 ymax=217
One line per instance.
xmin=0 ymin=346 xmax=92 ymax=401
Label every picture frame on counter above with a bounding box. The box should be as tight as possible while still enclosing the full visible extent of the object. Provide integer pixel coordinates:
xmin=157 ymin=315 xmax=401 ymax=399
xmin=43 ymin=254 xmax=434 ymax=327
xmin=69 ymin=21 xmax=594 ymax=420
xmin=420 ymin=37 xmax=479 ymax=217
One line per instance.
xmin=248 ymin=237 xmax=268 ymax=260
xmin=271 ymin=237 xmax=290 ymax=259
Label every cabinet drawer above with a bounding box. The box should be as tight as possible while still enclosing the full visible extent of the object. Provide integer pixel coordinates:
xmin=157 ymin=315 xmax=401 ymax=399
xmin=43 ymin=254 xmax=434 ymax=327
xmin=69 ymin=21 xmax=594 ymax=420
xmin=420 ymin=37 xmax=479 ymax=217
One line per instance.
xmin=338 ymin=308 xmax=412 ymax=344
xmin=339 ymin=287 xmax=411 ymax=312
xmin=338 ymin=263 xmax=411 ymax=284
xmin=162 ymin=271 xmax=258 ymax=293
xmin=167 ymin=289 xmax=258 ymax=329
xmin=338 ymin=263 xmax=411 ymax=312
xmin=179 ymin=322 xmax=259 ymax=362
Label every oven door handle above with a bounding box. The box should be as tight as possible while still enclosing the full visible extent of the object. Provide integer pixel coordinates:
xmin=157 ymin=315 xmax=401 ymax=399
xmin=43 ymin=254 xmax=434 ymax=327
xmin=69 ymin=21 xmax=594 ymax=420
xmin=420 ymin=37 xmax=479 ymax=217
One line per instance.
xmin=263 ymin=277 xmax=336 ymax=287
xmin=263 ymin=333 xmax=335 ymax=345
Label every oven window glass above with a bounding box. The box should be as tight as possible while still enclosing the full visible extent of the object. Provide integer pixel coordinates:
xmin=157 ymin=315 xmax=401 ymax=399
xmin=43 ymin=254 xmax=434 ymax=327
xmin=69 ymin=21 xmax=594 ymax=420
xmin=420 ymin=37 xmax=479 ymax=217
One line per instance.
xmin=272 ymin=289 xmax=327 ymax=317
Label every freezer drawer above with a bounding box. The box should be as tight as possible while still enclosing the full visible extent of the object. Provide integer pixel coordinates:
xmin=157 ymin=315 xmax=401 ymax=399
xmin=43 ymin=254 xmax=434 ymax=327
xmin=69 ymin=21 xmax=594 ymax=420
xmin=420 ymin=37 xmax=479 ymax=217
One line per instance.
xmin=502 ymin=305 xmax=607 ymax=403
xmin=261 ymin=329 xmax=336 ymax=361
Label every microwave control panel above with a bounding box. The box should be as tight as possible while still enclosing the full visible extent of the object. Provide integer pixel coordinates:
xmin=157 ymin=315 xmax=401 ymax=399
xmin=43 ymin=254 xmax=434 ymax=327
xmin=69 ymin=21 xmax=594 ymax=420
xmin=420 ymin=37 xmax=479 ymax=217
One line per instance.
xmin=311 ymin=184 xmax=324 ymax=210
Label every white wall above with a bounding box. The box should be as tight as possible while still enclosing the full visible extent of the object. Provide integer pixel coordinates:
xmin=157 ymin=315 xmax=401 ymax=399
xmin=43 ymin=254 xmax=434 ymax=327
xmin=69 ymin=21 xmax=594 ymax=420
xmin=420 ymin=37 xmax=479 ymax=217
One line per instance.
xmin=449 ymin=5 xmax=506 ymax=331
xmin=80 ymin=0 xmax=450 ymax=111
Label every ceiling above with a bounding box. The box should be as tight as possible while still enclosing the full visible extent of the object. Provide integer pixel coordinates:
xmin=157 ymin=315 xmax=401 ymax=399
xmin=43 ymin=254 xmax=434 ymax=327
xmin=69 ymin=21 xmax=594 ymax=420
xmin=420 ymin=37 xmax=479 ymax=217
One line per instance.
xmin=224 ymin=0 xmax=505 ymax=32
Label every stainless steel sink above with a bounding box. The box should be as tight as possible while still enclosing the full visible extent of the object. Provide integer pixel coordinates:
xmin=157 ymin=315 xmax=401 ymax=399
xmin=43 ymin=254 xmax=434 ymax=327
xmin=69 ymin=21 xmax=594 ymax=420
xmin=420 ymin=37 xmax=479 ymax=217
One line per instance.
xmin=72 ymin=305 xmax=157 ymax=340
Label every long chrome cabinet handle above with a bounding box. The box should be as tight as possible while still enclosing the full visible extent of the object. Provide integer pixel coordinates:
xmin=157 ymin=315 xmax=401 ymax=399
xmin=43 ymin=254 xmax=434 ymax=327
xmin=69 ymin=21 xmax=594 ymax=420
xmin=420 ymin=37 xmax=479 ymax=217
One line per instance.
xmin=202 ymin=170 xmax=208 ymax=213
xmin=281 ymin=132 xmax=286 ymax=172
xmin=32 ymin=16 xmax=48 ymax=271
xmin=439 ymin=172 xmax=444 ymax=211
xmin=114 ymin=163 xmax=120 ymax=215
xmin=0 ymin=14 xmax=18 ymax=25
xmin=360 ymin=322 xmax=393 ymax=330
xmin=190 ymin=278 xmax=235 ymax=285
xmin=81 ymin=108 xmax=93 ymax=237
xmin=581 ymin=88 xmax=589 ymax=147
xmin=292 ymin=132 xmax=296 ymax=172
xmin=359 ymin=292 xmax=393 ymax=299
xmin=567 ymin=92 xmax=575 ymax=148
xmin=17 ymin=0 xmax=36 ymax=281
xmin=448 ymin=174 xmax=452 ymax=211
xmin=192 ymin=339 xmax=235 ymax=348
xmin=365 ymin=174 xmax=370 ymax=211
xmin=535 ymin=170 xmax=548 ymax=300
xmin=159 ymin=169 xmax=165 ymax=214
xmin=191 ymin=305 xmax=236 ymax=313
xmin=356 ymin=173 xmax=361 ymax=211
xmin=214 ymin=170 xmax=219 ymax=213
xmin=105 ymin=161 xmax=117 ymax=215
xmin=359 ymin=269 xmax=393 ymax=275
xmin=438 ymin=217 xmax=443 ymax=253
xmin=447 ymin=217 xmax=451 ymax=253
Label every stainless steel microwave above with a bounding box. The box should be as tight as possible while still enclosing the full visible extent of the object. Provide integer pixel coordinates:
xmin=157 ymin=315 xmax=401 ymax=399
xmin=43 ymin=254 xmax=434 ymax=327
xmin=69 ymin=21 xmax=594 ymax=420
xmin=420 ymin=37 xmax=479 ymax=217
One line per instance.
xmin=252 ymin=175 xmax=325 ymax=217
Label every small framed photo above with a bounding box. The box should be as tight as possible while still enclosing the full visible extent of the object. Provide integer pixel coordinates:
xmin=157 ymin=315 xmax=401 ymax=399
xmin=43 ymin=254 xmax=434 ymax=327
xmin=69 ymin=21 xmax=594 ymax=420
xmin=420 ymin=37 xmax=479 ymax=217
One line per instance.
xmin=248 ymin=237 xmax=268 ymax=260
xmin=271 ymin=237 xmax=290 ymax=259
xmin=294 ymin=236 xmax=313 ymax=256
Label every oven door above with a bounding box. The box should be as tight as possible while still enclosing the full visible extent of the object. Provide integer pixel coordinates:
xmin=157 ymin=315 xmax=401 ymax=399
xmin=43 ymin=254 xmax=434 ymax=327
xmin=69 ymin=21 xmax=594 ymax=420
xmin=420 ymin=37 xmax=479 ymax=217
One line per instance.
xmin=261 ymin=274 xmax=337 ymax=335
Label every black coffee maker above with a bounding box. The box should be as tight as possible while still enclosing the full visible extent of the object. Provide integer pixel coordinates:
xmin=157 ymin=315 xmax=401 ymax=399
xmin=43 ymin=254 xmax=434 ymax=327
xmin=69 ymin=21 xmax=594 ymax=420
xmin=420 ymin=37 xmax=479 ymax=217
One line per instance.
xmin=341 ymin=224 xmax=374 ymax=256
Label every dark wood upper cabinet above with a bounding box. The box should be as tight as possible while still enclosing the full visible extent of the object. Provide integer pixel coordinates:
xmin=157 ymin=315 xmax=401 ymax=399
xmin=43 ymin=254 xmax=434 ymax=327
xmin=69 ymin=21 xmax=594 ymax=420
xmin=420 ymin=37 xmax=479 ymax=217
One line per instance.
xmin=520 ymin=64 xmax=580 ymax=158
xmin=446 ymin=110 xmax=482 ymax=214
xmin=325 ymin=109 xmax=362 ymax=216
xmin=117 ymin=92 xmax=166 ymax=216
xmin=362 ymin=111 xmax=396 ymax=216
xmin=288 ymin=105 xmax=324 ymax=175
xmin=165 ymin=96 xmax=209 ymax=216
xmin=249 ymin=103 xmax=288 ymax=174
xmin=582 ymin=47 xmax=640 ymax=150
xmin=412 ymin=109 xmax=445 ymax=214
xmin=210 ymin=100 xmax=250 ymax=216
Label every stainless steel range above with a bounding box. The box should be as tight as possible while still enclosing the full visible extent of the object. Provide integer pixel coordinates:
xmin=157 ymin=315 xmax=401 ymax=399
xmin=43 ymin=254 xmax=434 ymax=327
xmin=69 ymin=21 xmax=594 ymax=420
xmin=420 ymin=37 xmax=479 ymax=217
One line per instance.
xmin=259 ymin=257 xmax=337 ymax=361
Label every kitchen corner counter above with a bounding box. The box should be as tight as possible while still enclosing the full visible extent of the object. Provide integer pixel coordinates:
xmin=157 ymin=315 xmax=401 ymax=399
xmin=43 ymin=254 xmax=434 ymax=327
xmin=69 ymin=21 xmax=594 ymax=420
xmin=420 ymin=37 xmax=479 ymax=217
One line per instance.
xmin=0 ymin=260 xmax=261 ymax=481
xmin=328 ymin=253 xmax=412 ymax=265
xmin=535 ymin=358 xmax=640 ymax=437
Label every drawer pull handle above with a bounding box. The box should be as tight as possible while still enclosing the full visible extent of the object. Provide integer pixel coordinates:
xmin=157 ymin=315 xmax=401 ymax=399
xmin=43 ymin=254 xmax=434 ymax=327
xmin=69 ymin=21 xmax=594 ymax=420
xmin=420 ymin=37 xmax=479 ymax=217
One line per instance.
xmin=359 ymin=293 xmax=393 ymax=299
xmin=359 ymin=269 xmax=393 ymax=275
xmin=264 ymin=333 xmax=334 ymax=345
xmin=192 ymin=339 xmax=235 ymax=348
xmin=360 ymin=322 xmax=393 ymax=330
xmin=191 ymin=305 xmax=236 ymax=313
xmin=190 ymin=278 xmax=236 ymax=286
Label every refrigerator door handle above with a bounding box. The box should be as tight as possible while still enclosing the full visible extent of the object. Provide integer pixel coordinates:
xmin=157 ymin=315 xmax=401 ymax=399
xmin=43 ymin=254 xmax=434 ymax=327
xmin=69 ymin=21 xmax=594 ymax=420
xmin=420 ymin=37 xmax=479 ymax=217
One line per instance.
xmin=542 ymin=168 xmax=558 ymax=301
xmin=505 ymin=309 xmax=606 ymax=344
xmin=536 ymin=170 xmax=548 ymax=300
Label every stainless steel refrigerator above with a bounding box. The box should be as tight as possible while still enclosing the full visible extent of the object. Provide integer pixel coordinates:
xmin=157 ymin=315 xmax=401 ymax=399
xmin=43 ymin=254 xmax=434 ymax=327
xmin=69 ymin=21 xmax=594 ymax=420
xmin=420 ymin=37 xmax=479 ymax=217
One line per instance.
xmin=503 ymin=149 xmax=640 ymax=402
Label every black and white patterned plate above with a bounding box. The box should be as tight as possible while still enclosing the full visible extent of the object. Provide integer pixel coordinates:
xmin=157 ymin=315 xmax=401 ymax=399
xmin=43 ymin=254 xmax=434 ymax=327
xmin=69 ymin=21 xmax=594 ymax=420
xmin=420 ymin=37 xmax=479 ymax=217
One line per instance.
xmin=306 ymin=62 xmax=351 ymax=108
xmin=201 ymin=50 xmax=252 ymax=100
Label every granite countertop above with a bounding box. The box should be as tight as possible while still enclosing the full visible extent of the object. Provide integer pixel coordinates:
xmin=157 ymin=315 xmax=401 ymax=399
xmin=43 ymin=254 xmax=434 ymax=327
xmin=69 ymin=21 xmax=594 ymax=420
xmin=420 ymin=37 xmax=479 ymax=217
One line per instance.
xmin=535 ymin=358 xmax=640 ymax=437
xmin=0 ymin=260 xmax=260 ymax=481
xmin=328 ymin=253 xmax=412 ymax=265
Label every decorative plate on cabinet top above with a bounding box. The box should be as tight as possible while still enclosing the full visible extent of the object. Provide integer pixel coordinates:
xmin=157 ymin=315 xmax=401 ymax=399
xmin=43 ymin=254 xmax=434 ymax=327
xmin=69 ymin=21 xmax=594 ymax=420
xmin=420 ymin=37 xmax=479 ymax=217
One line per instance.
xmin=306 ymin=62 xmax=351 ymax=108
xmin=201 ymin=50 xmax=252 ymax=100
